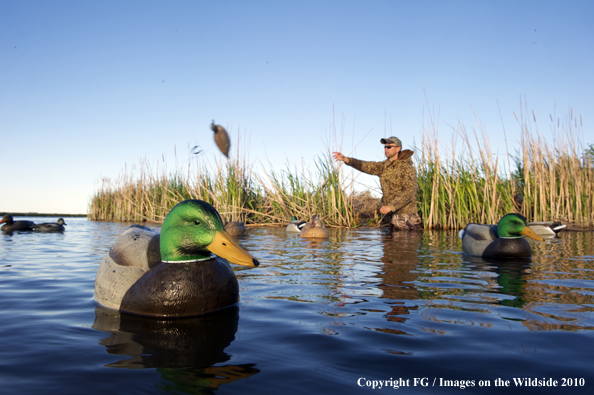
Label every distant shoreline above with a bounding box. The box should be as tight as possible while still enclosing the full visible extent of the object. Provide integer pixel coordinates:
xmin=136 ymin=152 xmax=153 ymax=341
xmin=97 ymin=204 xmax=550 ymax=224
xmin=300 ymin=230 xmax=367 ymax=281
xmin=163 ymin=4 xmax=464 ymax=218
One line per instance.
xmin=1 ymin=212 xmax=87 ymax=218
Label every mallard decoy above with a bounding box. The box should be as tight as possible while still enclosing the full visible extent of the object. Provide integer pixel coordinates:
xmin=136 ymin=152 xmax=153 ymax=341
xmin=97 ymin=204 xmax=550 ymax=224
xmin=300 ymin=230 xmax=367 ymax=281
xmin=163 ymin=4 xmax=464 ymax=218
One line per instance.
xmin=459 ymin=213 xmax=544 ymax=258
xmin=95 ymin=199 xmax=259 ymax=317
xmin=224 ymin=221 xmax=247 ymax=236
xmin=32 ymin=218 xmax=67 ymax=232
xmin=211 ymin=120 xmax=230 ymax=158
xmin=286 ymin=216 xmax=306 ymax=233
xmin=528 ymin=221 xmax=567 ymax=237
xmin=300 ymin=215 xmax=329 ymax=239
xmin=0 ymin=214 xmax=34 ymax=232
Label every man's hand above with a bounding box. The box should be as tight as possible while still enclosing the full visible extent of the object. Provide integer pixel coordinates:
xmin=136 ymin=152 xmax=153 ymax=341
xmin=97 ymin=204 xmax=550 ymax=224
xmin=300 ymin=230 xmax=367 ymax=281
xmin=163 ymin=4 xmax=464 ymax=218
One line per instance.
xmin=379 ymin=205 xmax=392 ymax=215
xmin=332 ymin=152 xmax=349 ymax=164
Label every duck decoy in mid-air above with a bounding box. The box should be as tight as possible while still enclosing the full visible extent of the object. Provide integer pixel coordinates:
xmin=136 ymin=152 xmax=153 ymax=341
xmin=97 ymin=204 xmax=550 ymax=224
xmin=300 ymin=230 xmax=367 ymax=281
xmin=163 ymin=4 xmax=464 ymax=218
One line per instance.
xmin=528 ymin=221 xmax=567 ymax=237
xmin=224 ymin=220 xmax=248 ymax=237
xmin=300 ymin=215 xmax=329 ymax=239
xmin=211 ymin=120 xmax=230 ymax=158
xmin=459 ymin=213 xmax=544 ymax=259
xmin=32 ymin=218 xmax=67 ymax=232
xmin=95 ymin=199 xmax=259 ymax=318
xmin=286 ymin=216 xmax=306 ymax=233
xmin=1 ymin=215 xmax=35 ymax=232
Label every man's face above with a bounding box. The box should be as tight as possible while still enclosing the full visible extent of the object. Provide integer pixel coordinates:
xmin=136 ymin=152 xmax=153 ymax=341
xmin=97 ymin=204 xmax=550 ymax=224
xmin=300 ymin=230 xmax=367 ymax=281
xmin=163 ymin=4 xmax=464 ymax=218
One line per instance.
xmin=384 ymin=144 xmax=401 ymax=159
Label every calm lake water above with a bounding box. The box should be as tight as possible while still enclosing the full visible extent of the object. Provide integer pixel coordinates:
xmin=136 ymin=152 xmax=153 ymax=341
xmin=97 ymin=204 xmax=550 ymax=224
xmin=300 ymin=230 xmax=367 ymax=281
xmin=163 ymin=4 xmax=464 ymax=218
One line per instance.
xmin=1 ymin=217 xmax=593 ymax=394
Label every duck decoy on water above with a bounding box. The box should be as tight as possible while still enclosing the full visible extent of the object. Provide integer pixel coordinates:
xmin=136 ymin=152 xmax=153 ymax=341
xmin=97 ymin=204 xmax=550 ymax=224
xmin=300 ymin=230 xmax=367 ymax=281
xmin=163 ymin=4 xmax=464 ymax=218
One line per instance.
xmin=32 ymin=218 xmax=67 ymax=232
xmin=0 ymin=215 xmax=34 ymax=232
xmin=528 ymin=221 xmax=567 ymax=237
xmin=224 ymin=220 xmax=248 ymax=237
xmin=95 ymin=199 xmax=259 ymax=318
xmin=211 ymin=120 xmax=230 ymax=158
xmin=286 ymin=216 xmax=306 ymax=233
xmin=459 ymin=213 xmax=544 ymax=259
xmin=300 ymin=215 xmax=329 ymax=239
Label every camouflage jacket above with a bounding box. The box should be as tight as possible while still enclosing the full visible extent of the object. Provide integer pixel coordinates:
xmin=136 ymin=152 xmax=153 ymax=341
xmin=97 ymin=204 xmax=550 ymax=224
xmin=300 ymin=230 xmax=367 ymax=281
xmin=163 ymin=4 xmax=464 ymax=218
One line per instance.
xmin=347 ymin=150 xmax=418 ymax=215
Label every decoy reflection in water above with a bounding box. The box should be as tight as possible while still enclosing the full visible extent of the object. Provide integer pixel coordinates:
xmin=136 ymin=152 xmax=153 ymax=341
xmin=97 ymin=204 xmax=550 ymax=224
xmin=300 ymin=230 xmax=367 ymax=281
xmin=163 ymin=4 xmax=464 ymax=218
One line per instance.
xmin=528 ymin=221 xmax=567 ymax=237
xmin=300 ymin=215 xmax=329 ymax=239
xmin=464 ymin=256 xmax=531 ymax=308
xmin=459 ymin=213 xmax=544 ymax=258
xmin=93 ymin=305 xmax=240 ymax=368
xmin=32 ymin=218 xmax=67 ymax=232
xmin=286 ymin=216 xmax=306 ymax=233
xmin=94 ymin=199 xmax=259 ymax=318
xmin=92 ymin=305 xmax=260 ymax=389
xmin=0 ymin=214 xmax=34 ymax=232
xmin=211 ymin=120 xmax=230 ymax=158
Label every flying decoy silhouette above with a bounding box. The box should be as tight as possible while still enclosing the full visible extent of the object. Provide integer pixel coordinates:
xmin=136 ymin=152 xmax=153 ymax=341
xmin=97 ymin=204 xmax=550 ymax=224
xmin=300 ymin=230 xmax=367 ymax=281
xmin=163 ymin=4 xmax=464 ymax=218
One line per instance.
xmin=211 ymin=120 xmax=230 ymax=158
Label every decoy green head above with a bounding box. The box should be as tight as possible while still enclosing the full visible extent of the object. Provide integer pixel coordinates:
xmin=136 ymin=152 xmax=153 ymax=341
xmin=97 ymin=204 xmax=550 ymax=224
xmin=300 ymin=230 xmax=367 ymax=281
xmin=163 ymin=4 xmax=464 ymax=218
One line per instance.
xmin=160 ymin=200 xmax=259 ymax=267
xmin=497 ymin=213 xmax=544 ymax=241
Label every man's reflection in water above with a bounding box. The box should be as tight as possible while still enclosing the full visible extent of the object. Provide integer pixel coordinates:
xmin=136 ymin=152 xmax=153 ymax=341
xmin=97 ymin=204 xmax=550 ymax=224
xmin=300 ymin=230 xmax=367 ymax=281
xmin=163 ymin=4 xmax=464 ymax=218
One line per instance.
xmin=378 ymin=231 xmax=421 ymax=324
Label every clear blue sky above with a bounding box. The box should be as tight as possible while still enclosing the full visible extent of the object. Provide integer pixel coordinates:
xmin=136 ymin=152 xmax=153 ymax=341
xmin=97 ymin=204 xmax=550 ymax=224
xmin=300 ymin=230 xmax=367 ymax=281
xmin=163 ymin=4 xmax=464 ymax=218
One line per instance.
xmin=1 ymin=0 xmax=593 ymax=214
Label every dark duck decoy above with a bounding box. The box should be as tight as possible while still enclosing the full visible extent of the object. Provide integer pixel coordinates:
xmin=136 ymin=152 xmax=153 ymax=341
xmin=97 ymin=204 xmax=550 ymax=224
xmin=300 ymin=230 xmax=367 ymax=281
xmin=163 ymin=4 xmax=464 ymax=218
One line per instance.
xmin=32 ymin=218 xmax=67 ymax=232
xmin=95 ymin=199 xmax=259 ymax=317
xmin=211 ymin=120 xmax=230 ymax=158
xmin=459 ymin=213 xmax=544 ymax=258
xmin=224 ymin=220 xmax=248 ymax=236
xmin=1 ymin=214 xmax=35 ymax=232
xmin=300 ymin=215 xmax=329 ymax=239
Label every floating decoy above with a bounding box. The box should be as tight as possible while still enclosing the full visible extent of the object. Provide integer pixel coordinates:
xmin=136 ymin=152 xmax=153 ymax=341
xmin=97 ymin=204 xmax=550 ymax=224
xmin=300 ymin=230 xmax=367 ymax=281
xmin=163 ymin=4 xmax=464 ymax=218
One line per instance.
xmin=528 ymin=221 xmax=567 ymax=237
xmin=224 ymin=220 xmax=247 ymax=236
xmin=32 ymin=218 xmax=67 ymax=232
xmin=0 ymin=214 xmax=34 ymax=232
xmin=459 ymin=213 xmax=544 ymax=258
xmin=211 ymin=120 xmax=230 ymax=158
xmin=300 ymin=215 xmax=329 ymax=239
xmin=95 ymin=199 xmax=259 ymax=317
xmin=286 ymin=216 xmax=306 ymax=233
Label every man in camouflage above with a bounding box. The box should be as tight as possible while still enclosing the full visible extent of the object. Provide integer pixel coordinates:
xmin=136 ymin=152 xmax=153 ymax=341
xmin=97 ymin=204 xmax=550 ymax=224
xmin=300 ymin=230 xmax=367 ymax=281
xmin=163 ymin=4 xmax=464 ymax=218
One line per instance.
xmin=332 ymin=137 xmax=421 ymax=231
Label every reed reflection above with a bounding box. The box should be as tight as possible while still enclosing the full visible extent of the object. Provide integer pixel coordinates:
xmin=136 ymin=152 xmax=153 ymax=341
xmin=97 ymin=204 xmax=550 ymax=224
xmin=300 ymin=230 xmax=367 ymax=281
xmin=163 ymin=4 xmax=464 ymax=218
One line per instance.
xmin=92 ymin=305 xmax=259 ymax=390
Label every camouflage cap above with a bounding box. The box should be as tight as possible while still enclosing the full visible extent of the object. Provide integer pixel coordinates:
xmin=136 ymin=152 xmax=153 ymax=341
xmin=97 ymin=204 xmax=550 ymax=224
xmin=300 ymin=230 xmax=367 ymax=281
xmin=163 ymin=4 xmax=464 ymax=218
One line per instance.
xmin=380 ymin=136 xmax=402 ymax=147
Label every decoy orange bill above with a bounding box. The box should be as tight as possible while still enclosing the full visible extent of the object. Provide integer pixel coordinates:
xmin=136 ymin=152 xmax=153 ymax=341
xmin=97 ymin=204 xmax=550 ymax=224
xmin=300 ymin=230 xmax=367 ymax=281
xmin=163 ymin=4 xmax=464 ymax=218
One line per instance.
xmin=207 ymin=230 xmax=259 ymax=267
xmin=520 ymin=226 xmax=545 ymax=242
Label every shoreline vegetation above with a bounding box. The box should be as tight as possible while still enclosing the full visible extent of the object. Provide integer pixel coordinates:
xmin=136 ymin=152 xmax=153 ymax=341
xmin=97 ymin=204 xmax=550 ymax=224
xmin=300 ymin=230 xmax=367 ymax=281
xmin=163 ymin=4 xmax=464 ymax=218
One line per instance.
xmin=1 ymin=213 xmax=87 ymax=218
xmin=89 ymin=107 xmax=593 ymax=229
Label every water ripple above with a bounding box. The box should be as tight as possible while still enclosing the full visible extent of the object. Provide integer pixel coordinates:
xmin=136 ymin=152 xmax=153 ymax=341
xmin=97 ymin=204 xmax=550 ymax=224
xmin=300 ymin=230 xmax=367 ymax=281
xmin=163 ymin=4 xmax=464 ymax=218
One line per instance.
xmin=1 ymin=221 xmax=593 ymax=394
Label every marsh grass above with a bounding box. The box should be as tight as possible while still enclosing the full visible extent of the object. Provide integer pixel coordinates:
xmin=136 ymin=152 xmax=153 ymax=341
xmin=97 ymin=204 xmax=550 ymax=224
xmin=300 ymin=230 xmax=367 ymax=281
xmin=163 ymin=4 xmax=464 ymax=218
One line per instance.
xmin=416 ymin=104 xmax=593 ymax=229
xmin=90 ymin=109 xmax=593 ymax=228
xmin=253 ymin=151 xmax=356 ymax=227
xmin=89 ymin=132 xmax=359 ymax=227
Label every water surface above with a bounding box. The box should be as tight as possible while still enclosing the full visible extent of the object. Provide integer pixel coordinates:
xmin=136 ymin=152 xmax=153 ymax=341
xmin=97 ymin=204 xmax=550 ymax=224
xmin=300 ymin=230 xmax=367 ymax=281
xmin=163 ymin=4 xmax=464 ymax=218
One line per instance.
xmin=1 ymin=218 xmax=593 ymax=394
